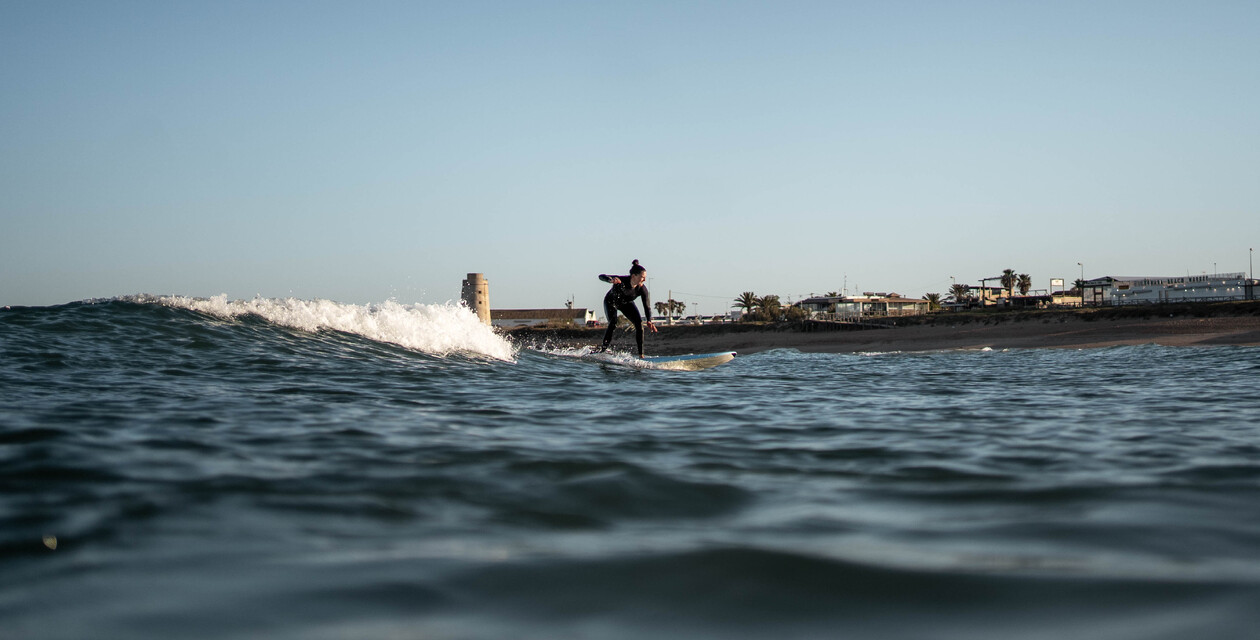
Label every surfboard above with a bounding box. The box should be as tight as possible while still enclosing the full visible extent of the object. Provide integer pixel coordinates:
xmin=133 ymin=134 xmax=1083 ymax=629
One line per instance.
xmin=641 ymin=351 xmax=736 ymax=371
xmin=531 ymin=347 xmax=736 ymax=371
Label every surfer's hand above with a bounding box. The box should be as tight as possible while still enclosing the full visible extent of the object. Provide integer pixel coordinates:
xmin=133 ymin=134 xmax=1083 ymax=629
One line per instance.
xmin=646 ymin=321 xmax=658 ymax=333
xmin=610 ymin=277 xmax=621 ymax=284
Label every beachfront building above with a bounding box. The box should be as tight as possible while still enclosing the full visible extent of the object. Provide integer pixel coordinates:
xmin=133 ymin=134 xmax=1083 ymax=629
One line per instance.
xmin=490 ymin=308 xmax=597 ymax=328
xmin=1007 ymin=294 xmax=1055 ymax=309
xmin=796 ymin=293 xmax=930 ymax=320
xmin=970 ymin=285 xmax=1007 ymax=307
xmin=1082 ymin=273 xmax=1254 ymax=305
xmin=943 ymin=285 xmax=1005 ymax=309
xmin=1052 ymin=290 xmax=1084 ymax=307
xmin=946 ymin=284 xmax=1084 ymax=309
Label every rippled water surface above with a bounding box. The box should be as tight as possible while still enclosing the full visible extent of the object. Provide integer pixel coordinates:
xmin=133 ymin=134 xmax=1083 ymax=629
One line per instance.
xmin=3 ymin=299 xmax=1260 ymax=639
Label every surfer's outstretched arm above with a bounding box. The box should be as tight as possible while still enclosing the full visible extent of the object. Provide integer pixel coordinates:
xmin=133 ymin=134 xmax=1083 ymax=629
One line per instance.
xmin=641 ymin=289 xmax=656 ymax=333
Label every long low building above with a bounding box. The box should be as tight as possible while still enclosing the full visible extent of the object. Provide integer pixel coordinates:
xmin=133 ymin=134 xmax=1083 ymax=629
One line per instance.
xmin=1084 ymin=273 xmax=1256 ymax=305
xmin=490 ymin=308 xmax=597 ymax=328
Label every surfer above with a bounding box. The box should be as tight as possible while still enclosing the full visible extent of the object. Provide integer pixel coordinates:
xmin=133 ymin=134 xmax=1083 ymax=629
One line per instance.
xmin=595 ymin=259 xmax=657 ymax=358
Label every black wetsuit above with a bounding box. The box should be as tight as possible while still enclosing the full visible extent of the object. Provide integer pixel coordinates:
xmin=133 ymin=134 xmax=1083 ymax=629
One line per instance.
xmin=598 ymin=274 xmax=652 ymax=357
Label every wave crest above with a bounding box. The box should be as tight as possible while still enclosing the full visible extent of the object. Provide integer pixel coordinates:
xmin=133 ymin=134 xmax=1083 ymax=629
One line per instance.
xmin=129 ymin=294 xmax=516 ymax=361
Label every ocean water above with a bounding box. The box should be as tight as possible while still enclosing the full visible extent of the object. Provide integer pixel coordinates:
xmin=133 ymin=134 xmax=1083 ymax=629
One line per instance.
xmin=3 ymin=297 xmax=1260 ymax=639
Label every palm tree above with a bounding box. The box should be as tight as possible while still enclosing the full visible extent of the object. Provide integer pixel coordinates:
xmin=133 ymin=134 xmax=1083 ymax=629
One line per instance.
xmin=949 ymin=283 xmax=971 ymax=303
xmin=925 ymin=293 xmax=942 ymax=311
xmin=669 ymin=299 xmax=686 ymax=317
xmin=757 ymin=294 xmax=782 ymax=320
xmin=1000 ymin=269 xmax=1017 ymax=299
xmin=654 ymin=301 xmax=669 ymax=317
xmin=733 ymin=292 xmax=758 ymax=314
xmin=1017 ymin=274 xmax=1032 ymax=296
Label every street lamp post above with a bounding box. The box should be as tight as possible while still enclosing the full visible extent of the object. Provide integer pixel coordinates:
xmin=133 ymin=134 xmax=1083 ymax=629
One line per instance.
xmin=1078 ymin=262 xmax=1085 ymax=306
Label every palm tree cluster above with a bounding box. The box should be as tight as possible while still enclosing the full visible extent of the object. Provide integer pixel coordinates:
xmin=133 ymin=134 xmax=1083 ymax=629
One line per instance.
xmin=653 ymin=299 xmax=686 ymax=321
xmin=1000 ymin=269 xmax=1034 ymax=297
xmin=732 ymin=292 xmax=799 ymax=322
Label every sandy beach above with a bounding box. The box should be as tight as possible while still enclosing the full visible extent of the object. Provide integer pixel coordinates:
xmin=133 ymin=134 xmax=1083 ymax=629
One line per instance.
xmin=509 ymin=303 xmax=1260 ymax=355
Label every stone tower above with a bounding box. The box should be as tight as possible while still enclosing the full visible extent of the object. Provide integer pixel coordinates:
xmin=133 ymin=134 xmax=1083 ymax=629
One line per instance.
xmin=461 ymin=273 xmax=490 ymax=325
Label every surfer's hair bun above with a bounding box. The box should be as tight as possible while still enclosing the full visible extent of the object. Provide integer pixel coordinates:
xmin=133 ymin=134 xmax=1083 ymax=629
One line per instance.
xmin=629 ymin=259 xmax=646 ymax=275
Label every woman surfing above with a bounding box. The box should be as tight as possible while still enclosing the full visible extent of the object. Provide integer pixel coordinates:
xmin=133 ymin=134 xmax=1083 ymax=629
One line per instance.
xmin=595 ymin=259 xmax=657 ymax=358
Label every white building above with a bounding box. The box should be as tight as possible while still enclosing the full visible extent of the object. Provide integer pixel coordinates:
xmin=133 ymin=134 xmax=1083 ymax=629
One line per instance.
xmin=1084 ymin=273 xmax=1255 ymax=305
xmin=490 ymin=308 xmax=597 ymax=328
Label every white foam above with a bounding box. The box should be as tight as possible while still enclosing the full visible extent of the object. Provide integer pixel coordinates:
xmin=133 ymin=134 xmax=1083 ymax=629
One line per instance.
xmin=129 ymin=294 xmax=517 ymax=362
xmin=530 ymin=345 xmax=654 ymax=368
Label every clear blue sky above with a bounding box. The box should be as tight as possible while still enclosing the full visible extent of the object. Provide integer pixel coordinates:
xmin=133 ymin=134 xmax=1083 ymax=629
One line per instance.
xmin=4 ymin=0 xmax=1258 ymax=313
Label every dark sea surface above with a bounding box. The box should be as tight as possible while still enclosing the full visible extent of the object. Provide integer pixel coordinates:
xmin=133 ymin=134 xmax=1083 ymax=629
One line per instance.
xmin=3 ymin=297 xmax=1260 ymax=639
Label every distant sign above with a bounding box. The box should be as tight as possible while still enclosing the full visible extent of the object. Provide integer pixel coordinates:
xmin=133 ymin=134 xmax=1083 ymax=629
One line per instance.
xmin=1050 ymin=278 xmax=1065 ymax=288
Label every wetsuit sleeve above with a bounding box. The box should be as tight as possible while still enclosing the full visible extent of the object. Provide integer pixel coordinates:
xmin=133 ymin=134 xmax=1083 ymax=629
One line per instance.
xmin=641 ymin=287 xmax=652 ymax=319
xmin=598 ymin=274 xmax=613 ymax=283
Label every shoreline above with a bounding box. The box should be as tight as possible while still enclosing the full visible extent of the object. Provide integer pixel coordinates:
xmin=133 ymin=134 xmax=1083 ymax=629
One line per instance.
xmin=507 ymin=302 xmax=1260 ymax=355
